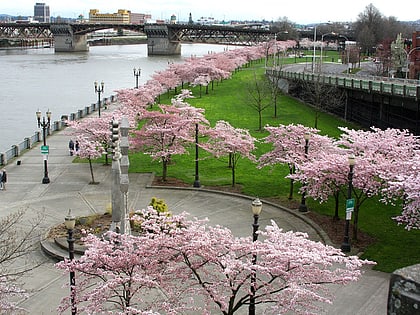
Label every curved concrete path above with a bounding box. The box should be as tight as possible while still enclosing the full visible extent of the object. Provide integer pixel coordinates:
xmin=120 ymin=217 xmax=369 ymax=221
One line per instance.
xmin=0 ymin=124 xmax=389 ymax=314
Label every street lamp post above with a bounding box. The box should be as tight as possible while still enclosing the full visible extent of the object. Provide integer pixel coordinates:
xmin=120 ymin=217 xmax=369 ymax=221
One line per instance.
xmin=341 ymin=154 xmax=355 ymax=252
xmin=64 ymin=209 xmax=77 ymax=315
xmin=36 ymin=109 xmax=51 ymax=184
xmin=193 ymin=123 xmax=200 ymax=188
xmin=94 ymin=81 xmax=104 ymax=117
xmin=133 ymin=67 xmax=141 ymax=88
xmin=298 ymin=132 xmax=311 ymax=212
xmin=320 ymin=32 xmax=336 ymax=72
xmin=249 ymin=198 xmax=262 ymax=315
xmin=404 ymin=47 xmax=420 ymax=79
xmin=337 ymin=35 xmax=350 ymax=75
xmin=312 ymin=26 xmax=317 ymax=73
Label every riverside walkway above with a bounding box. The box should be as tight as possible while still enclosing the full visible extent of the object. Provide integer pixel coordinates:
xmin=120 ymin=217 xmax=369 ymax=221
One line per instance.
xmin=0 ymin=120 xmax=389 ymax=314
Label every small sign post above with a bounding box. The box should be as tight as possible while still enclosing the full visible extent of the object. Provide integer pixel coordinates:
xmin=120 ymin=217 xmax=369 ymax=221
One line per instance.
xmin=346 ymin=198 xmax=355 ymax=220
xmin=41 ymin=145 xmax=49 ymax=154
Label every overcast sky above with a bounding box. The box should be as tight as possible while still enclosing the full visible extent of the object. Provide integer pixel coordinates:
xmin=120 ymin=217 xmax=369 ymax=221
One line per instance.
xmin=1 ymin=0 xmax=419 ymax=24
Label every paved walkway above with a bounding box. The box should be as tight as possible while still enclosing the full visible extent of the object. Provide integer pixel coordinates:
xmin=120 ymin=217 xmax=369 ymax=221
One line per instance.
xmin=0 ymin=119 xmax=390 ymax=314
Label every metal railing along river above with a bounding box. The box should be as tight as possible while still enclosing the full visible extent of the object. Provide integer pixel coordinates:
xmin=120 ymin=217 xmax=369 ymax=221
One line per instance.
xmin=0 ymin=95 xmax=117 ymax=166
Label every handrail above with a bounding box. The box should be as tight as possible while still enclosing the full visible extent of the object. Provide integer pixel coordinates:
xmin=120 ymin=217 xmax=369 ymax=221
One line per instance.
xmin=267 ymin=68 xmax=420 ymax=99
xmin=0 ymin=94 xmax=117 ymax=166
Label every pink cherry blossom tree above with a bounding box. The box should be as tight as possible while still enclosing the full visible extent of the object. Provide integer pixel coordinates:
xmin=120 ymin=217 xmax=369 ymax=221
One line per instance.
xmin=387 ymin=153 xmax=420 ymax=230
xmin=292 ymin=126 xmax=420 ymax=238
xmin=67 ymin=113 xmax=114 ymax=165
xmin=291 ymin=148 xmax=348 ymax=220
xmin=336 ymin=126 xmax=419 ymax=238
xmin=203 ymin=120 xmax=256 ymax=187
xmin=131 ymin=93 xmax=208 ymax=182
xmin=258 ymin=124 xmax=326 ymax=199
xmin=56 ymin=207 xmax=374 ymax=315
xmin=73 ymin=135 xmax=104 ymax=184
xmin=152 ymin=69 xmax=181 ymax=95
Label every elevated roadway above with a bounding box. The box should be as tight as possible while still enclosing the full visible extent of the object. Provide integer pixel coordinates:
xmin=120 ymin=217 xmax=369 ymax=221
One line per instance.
xmin=0 ymin=22 xmax=273 ymax=54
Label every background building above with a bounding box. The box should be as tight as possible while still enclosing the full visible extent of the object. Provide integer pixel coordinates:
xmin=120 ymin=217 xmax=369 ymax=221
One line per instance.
xmin=130 ymin=13 xmax=152 ymax=24
xmin=34 ymin=2 xmax=50 ymax=22
xmin=89 ymin=9 xmax=131 ymax=24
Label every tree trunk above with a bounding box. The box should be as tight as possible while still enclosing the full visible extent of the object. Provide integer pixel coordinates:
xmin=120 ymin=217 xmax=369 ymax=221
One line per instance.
xmin=162 ymin=160 xmax=168 ymax=182
xmin=88 ymin=158 xmax=97 ymax=184
xmin=231 ymin=154 xmax=237 ymax=187
xmin=334 ymin=190 xmax=340 ymax=220
xmin=352 ymin=200 xmax=361 ymax=241
xmin=288 ymin=164 xmax=295 ymax=200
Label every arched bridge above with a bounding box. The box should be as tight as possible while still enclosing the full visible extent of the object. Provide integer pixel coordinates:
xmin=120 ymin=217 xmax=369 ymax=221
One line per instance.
xmin=0 ymin=22 xmax=273 ymax=55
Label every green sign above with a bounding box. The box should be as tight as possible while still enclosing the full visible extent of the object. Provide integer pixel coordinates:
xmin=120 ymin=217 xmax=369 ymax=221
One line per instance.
xmin=346 ymin=198 xmax=355 ymax=212
xmin=41 ymin=145 xmax=49 ymax=154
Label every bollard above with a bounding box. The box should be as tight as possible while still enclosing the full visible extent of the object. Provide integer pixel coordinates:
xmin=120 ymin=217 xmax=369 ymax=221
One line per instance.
xmin=388 ymin=264 xmax=420 ymax=314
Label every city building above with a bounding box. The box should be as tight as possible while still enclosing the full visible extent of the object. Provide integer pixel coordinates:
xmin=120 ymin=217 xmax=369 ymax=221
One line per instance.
xmin=88 ymin=9 xmax=151 ymax=24
xmin=33 ymin=2 xmax=50 ymax=23
xmin=89 ymin=9 xmax=131 ymax=24
xmin=130 ymin=13 xmax=152 ymax=24
xmin=197 ymin=16 xmax=216 ymax=25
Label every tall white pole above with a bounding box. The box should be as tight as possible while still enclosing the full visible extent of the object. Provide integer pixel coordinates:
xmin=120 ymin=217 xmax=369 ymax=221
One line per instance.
xmin=312 ymin=26 xmax=316 ymax=73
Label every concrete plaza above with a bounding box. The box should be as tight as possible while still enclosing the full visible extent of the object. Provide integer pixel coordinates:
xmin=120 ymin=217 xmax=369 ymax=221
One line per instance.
xmin=0 ymin=124 xmax=390 ymax=314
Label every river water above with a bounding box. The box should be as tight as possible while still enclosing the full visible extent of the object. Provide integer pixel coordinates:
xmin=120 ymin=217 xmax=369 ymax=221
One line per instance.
xmin=0 ymin=43 xmax=230 ymax=152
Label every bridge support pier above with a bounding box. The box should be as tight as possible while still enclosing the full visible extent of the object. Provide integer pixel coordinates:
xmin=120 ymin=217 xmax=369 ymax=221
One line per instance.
xmin=144 ymin=25 xmax=180 ymax=56
xmin=50 ymin=24 xmax=89 ymax=52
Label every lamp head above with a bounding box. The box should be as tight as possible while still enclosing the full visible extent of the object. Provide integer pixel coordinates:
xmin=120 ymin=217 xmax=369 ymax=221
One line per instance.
xmin=348 ymin=154 xmax=356 ymax=166
xmin=304 ymin=131 xmax=311 ymax=141
xmin=64 ymin=209 xmax=76 ymax=230
xmin=251 ymin=198 xmax=262 ymax=215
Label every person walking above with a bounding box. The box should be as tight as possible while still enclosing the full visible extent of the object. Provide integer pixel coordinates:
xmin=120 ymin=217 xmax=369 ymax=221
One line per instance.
xmin=69 ymin=139 xmax=75 ymax=156
xmin=0 ymin=169 xmax=6 ymax=190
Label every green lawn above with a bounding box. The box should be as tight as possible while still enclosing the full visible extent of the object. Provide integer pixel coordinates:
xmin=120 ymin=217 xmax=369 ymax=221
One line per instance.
xmin=127 ymin=58 xmax=420 ymax=273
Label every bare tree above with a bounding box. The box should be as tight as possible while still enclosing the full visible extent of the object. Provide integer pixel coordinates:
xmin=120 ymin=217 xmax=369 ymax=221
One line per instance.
xmin=0 ymin=209 xmax=46 ymax=313
xmin=245 ymin=71 xmax=272 ymax=131
xmin=294 ymin=75 xmax=346 ymax=128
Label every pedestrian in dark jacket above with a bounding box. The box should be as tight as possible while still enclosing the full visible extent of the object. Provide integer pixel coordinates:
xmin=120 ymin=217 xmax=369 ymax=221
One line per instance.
xmin=0 ymin=169 xmax=7 ymax=190
xmin=69 ymin=139 xmax=75 ymax=156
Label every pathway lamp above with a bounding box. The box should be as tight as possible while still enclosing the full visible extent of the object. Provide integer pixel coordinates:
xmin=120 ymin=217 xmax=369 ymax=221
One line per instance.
xmin=312 ymin=25 xmax=317 ymax=73
xmin=36 ymin=109 xmax=51 ymax=184
xmin=405 ymin=47 xmax=420 ymax=79
xmin=193 ymin=123 xmax=200 ymax=188
xmin=298 ymin=132 xmax=311 ymax=212
xmin=94 ymin=81 xmax=104 ymax=117
xmin=249 ymin=198 xmax=262 ymax=315
xmin=133 ymin=67 xmax=141 ymax=88
xmin=320 ymin=32 xmax=336 ymax=72
xmin=341 ymin=154 xmax=355 ymax=252
xmin=64 ymin=209 xmax=77 ymax=315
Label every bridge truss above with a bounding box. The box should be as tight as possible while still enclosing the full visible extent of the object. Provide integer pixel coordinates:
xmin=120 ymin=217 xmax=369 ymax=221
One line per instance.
xmin=0 ymin=22 xmax=273 ymax=46
xmin=0 ymin=23 xmax=53 ymax=39
xmin=168 ymin=24 xmax=273 ymax=45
